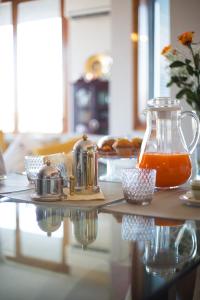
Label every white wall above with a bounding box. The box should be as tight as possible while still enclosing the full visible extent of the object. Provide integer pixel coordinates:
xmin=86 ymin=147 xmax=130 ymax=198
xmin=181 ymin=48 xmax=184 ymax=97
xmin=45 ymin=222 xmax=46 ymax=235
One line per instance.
xmin=65 ymin=0 xmax=111 ymax=131
xmin=170 ymin=0 xmax=200 ymax=109
xmin=110 ymin=0 xmax=133 ymax=135
xmin=66 ymin=0 xmax=134 ymax=135
xmin=68 ymin=15 xmax=111 ymax=82
xmin=170 ymin=0 xmax=200 ymax=105
xmin=170 ymin=0 xmax=200 ymax=144
xmin=170 ymin=0 xmax=200 ymax=47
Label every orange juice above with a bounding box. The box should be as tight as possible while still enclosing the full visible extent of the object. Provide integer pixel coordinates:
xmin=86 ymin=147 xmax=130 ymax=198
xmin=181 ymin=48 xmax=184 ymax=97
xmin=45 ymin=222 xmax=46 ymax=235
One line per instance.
xmin=139 ymin=152 xmax=191 ymax=188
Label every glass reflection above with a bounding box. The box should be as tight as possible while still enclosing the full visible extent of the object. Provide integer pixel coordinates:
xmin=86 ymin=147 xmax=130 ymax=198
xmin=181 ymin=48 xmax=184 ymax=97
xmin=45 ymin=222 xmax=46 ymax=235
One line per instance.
xmin=121 ymin=215 xmax=197 ymax=277
xmin=144 ymin=220 xmax=197 ymax=277
xmin=121 ymin=215 xmax=155 ymax=242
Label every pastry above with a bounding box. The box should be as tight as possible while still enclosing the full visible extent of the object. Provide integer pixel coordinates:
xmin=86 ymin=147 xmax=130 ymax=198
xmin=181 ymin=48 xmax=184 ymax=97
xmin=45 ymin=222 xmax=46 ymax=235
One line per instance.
xmin=101 ymin=138 xmax=116 ymax=148
xmin=131 ymin=137 xmax=142 ymax=155
xmin=101 ymin=145 xmax=113 ymax=152
xmin=131 ymin=137 xmax=142 ymax=149
xmin=98 ymin=138 xmax=117 ymax=156
xmin=112 ymin=138 xmax=132 ymax=157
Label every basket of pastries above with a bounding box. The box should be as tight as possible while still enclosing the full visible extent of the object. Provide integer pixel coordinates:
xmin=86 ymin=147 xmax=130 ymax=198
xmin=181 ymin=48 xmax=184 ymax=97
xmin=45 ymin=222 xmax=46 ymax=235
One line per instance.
xmin=98 ymin=136 xmax=142 ymax=158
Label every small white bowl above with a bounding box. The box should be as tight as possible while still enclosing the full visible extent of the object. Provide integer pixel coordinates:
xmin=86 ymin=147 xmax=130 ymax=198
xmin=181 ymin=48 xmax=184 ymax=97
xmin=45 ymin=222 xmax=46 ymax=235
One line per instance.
xmin=190 ymin=179 xmax=200 ymax=200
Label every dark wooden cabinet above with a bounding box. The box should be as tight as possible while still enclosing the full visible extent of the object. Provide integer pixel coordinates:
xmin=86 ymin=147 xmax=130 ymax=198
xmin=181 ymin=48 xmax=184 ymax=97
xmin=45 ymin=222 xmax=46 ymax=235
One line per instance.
xmin=73 ymin=78 xmax=109 ymax=134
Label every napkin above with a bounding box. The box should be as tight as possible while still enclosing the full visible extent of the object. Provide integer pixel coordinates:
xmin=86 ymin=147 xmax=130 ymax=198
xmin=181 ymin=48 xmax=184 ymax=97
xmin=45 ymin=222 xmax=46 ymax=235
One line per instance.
xmin=64 ymin=188 xmax=105 ymax=201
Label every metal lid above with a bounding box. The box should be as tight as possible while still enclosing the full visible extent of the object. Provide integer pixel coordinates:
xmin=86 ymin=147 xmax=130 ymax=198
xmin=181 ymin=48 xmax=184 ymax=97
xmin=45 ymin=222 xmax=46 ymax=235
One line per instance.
xmin=73 ymin=134 xmax=97 ymax=153
xmin=37 ymin=160 xmax=62 ymax=179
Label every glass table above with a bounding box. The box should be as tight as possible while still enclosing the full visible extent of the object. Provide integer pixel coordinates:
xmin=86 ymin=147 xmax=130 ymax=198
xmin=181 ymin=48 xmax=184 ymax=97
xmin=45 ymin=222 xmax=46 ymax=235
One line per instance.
xmin=0 ymin=200 xmax=199 ymax=300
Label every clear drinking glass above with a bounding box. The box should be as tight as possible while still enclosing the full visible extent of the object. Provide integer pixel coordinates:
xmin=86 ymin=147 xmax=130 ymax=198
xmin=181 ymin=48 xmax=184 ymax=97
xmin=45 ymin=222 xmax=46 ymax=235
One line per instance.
xmin=122 ymin=168 xmax=156 ymax=205
xmin=24 ymin=153 xmax=68 ymax=183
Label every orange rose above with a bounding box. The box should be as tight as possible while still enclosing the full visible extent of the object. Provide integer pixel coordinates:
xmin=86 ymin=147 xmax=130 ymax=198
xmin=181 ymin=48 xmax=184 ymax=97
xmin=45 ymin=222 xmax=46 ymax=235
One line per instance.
xmin=161 ymin=45 xmax=172 ymax=55
xmin=178 ymin=31 xmax=194 ymax=45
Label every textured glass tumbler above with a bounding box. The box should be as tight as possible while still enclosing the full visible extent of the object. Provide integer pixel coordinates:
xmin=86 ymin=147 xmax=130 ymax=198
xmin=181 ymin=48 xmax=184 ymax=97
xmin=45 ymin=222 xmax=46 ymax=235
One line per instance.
xmin=24 ymin=154 xmax=68 ymax=184
xmin=122 ymin=168 xmax=156 ymax=205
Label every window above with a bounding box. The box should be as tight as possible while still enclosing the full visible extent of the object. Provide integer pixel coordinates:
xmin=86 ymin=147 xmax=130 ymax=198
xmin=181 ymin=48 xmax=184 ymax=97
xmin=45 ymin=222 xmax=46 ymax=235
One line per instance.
xmin=134 ymin=0 xmax=170 ymax=128
xmin=0 ymin=3 xmax=14 ymax=132
xmin=153 ymin=0 xmax=170 ymax=97
xmin=0 ymin=0 xmax=67 ymax=134
xmin=17 ymin=17 xmax=63 ymax=133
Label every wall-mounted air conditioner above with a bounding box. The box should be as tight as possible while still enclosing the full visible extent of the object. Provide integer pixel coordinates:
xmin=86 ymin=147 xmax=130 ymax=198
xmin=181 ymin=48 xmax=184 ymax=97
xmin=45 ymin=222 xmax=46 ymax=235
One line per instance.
xmin=65 ymin=0 xmax=111 ymax=19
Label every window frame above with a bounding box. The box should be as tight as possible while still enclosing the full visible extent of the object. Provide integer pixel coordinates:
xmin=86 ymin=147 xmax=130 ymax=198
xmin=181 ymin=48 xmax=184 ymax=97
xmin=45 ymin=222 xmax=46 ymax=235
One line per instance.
xmin=132 ymin=0 xmax=155 ymax=130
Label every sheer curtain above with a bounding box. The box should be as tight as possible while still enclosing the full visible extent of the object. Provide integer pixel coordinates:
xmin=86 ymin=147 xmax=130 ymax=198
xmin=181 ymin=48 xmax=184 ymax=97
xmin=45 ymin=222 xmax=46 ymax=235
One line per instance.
xmin=17 ymin=0 xmax=63 ymax=133
xmin=0 ymin=3 xmax=15 ymax=132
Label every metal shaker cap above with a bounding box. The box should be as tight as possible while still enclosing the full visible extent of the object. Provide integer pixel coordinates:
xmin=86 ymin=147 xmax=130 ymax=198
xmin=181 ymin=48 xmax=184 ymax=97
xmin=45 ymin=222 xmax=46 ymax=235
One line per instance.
xmin=37 ymin=160 xmax=62 ymax=179
xmin=73 ymin=134 xmax=97 ymax=153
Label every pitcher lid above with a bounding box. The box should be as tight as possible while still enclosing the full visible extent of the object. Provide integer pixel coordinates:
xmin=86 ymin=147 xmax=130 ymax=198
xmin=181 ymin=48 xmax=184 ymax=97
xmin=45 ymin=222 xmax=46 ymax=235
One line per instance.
xmin=147 ymin=97 xmax=181 ymax=111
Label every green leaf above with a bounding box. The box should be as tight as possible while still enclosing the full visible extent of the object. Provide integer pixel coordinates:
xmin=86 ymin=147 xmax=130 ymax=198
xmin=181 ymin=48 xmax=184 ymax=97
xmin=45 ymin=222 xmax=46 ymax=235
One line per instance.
xmin=166 ymin=80 xmax=173 ymax=87
xmin=185 ymin=89 xmax=197 ymax=100
xmin=194 ymin=53 xmax=199 ymax=69
xmin=194 ymin=70 xmax=199 ymax=77
xmin=186 ymin=65 xmax=194 ymax=75
xmin=176 ymin=89 xmax=187 ymax=99
xmin=171 ymin=76 xmax=180 ymax=83
xmin=185 ymin=59 xmax=191 ymax=64
xmin=170 ymin=61 xmax=185 ymax=68
xmin=179 ymin=76 xmax=188 ymax=82
xmin=197 ymin=86 xmax=200 ymax=97
xmin=186 ymin=98 xmax=193 ymax=106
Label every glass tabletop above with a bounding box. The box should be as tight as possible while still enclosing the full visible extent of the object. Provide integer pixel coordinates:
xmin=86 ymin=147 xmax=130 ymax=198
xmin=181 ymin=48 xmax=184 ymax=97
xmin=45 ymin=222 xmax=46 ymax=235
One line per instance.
xmin=0 ymin=201 xmax=199 ymax=300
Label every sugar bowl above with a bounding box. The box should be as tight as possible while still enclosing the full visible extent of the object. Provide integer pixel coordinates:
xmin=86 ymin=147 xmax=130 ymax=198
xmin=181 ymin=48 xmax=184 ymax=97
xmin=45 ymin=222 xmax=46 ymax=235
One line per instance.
xmin=33 ymin=160 xmax=65 ymax=201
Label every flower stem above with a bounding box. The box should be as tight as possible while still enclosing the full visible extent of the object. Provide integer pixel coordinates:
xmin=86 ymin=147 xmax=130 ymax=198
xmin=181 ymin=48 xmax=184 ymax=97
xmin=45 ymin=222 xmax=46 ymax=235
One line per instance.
xmin=188 ymin=44 xmax=200 ymax=88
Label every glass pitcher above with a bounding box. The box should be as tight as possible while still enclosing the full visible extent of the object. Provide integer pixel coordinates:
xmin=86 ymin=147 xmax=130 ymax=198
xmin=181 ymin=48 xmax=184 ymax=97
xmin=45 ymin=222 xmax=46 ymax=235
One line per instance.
xmin=139 ymin=97 xmax=200 ymax=188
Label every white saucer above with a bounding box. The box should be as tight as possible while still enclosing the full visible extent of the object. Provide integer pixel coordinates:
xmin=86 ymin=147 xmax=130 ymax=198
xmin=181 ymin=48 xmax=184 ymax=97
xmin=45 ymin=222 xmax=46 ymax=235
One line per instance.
xmin=179 ymin=191 xmax=200 ymax=207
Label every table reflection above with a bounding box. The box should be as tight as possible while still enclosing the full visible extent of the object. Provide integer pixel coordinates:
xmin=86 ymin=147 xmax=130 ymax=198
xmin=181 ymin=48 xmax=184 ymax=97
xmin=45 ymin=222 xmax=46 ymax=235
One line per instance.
xmin=0 ymin=202 xmax=199 ymax=300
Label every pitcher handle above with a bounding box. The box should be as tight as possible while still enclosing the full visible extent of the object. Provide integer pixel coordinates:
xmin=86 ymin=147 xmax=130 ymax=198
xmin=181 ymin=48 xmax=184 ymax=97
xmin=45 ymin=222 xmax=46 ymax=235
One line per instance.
xmin=181 ymin=111 xmax=200 ymax=154
xmin=175 ymin=221 xmax=197 ymax=259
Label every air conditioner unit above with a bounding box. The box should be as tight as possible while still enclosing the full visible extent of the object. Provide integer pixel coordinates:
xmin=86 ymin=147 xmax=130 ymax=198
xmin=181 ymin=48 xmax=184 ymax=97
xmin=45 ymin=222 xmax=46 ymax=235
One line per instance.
xmin=65 ymin=0 xmax=111 ymax=18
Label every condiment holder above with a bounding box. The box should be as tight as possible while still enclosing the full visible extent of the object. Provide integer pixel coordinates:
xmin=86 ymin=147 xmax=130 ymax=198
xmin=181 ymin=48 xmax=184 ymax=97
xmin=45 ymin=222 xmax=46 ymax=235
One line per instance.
xmin=71 ymin=134 xmax=100 ymax=195
xmin=31 ymin=160 xmax=67 ymax=201
xmin=31 ymin=135 xmax=101 ymax=201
